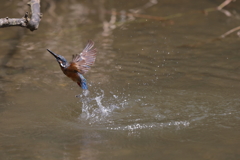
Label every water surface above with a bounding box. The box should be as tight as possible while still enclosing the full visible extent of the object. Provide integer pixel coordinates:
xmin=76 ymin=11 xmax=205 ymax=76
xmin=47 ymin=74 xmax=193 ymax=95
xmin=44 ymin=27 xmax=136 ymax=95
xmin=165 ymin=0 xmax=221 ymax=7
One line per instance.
xmin=0 ymin=0 xmax=240 ymax=159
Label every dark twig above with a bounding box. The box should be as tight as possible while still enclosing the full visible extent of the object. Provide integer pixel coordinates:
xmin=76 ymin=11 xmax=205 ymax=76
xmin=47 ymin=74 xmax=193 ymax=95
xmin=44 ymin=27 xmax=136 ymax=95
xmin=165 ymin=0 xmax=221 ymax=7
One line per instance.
xmin=0 ymin=0 xmax=42 ymax=31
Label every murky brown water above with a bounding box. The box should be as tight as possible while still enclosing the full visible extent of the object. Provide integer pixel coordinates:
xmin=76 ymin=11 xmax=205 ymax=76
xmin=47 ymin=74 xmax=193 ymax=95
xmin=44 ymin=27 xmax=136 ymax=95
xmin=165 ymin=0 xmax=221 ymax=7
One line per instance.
xmin=1 ymin=0 xmax=240 ymax=159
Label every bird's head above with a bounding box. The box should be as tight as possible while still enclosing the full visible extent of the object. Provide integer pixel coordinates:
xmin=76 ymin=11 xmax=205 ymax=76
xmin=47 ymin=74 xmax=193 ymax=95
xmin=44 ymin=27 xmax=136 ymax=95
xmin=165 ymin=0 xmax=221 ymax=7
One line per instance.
xmin=47 ymin=49 xmax=68 ymax=68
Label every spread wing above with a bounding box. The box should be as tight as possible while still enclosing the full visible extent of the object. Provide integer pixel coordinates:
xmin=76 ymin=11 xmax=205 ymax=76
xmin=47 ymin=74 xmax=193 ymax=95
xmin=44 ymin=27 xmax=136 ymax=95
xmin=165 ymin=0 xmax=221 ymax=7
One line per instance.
xmin=71 ymin=40 xmax=97 ymax=74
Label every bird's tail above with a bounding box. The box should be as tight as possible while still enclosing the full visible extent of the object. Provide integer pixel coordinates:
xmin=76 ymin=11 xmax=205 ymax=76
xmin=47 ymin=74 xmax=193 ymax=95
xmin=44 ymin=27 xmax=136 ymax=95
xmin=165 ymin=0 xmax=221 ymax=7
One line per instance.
xmin=77 ymin=73 xmax=88 ymax=90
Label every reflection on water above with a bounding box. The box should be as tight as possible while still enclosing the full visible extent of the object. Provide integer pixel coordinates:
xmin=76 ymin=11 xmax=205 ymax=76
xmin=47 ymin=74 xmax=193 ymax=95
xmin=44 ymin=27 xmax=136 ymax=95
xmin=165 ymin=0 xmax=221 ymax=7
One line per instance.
xmin=1 ymin=0 xmax=240 ymax=159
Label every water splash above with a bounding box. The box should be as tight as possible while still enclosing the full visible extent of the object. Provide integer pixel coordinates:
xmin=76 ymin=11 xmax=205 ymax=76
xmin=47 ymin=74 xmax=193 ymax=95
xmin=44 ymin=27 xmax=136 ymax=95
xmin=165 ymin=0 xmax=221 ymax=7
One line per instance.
xmin=77 ymin=89 xmax=127 ymax=124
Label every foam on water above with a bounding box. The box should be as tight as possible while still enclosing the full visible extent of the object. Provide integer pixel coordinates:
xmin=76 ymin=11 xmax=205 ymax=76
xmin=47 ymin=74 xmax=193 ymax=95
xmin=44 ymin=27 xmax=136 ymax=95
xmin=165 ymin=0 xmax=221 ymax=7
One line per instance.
xmin=107 ymin=121 xmax=190 ymax=131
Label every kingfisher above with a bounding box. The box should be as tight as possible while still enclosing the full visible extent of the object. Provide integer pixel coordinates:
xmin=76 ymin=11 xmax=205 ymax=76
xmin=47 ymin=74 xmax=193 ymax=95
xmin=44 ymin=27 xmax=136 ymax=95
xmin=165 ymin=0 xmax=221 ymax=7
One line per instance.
xmin=47 ymin=40 xmax=97 ymax=90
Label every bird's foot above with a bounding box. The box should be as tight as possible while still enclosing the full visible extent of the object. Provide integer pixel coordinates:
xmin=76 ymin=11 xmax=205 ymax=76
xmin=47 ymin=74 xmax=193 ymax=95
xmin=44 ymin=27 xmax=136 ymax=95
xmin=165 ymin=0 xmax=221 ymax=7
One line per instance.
xmin=75 ymin=94 xmax=82 ymax=98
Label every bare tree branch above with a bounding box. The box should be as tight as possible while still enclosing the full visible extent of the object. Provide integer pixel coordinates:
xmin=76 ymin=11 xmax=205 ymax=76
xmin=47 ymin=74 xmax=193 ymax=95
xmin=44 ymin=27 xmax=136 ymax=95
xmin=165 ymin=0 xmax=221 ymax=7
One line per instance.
xmin=217 ymin=0 xmax=235 ymax=10
xmin=217 ymin=0 xmax=236 ymax=16
xmin=0 ymin=17 xmax=27 ymax=27
xmin=27 ymin=0 xmax=41 ymax=31
xmin=220 ymin=26 xmax=240 ymax=38
xmin=0 ymin=0 xmax=42 ymax=31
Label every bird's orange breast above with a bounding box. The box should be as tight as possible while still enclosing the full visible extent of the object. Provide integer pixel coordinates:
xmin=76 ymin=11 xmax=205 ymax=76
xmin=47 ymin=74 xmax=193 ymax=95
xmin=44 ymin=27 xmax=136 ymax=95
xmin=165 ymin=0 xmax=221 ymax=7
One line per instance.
xmin=61 ymin=64 xmax=80 ymax=82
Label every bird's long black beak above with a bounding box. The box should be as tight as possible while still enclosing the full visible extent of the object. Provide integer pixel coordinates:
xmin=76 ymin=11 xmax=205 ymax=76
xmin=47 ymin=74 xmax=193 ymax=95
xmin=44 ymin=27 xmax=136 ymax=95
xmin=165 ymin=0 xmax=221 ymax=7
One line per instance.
xmin=47 ymin=49 xmax=60 ymax=59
